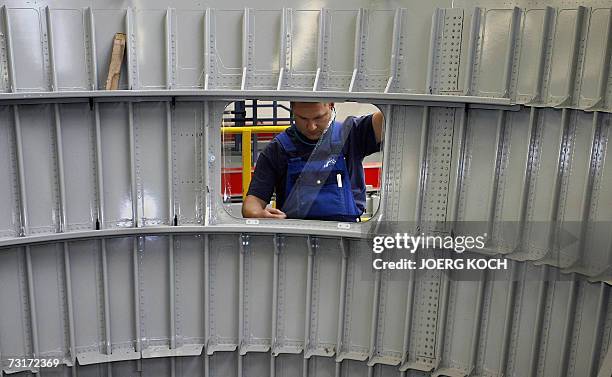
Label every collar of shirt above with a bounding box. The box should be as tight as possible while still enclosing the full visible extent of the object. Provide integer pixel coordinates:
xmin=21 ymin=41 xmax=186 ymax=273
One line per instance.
xmin=287 ymin=124 xmax=319 ymax=146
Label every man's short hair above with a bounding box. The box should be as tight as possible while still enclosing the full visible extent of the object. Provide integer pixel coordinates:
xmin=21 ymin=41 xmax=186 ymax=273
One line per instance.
xmin=290 ymin=101 xmax=332 ymax=108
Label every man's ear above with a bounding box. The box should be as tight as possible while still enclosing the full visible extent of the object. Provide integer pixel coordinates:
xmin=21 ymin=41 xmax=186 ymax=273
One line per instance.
xmin=328 ymin=102 xmax=335 ymax=111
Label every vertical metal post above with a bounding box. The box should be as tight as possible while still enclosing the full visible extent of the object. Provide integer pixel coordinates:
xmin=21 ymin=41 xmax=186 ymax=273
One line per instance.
xmin=133 ymin=237 xmax=142 ymax=354
xmin=463 ymin=8 xmax=481 ymax=96
xmin=469 ymin=272 xmax=487 ymax=370
xmin=45 ymin=6 xmax=58 ymax=91
xmin=501 ymin=7 xmax=520 ymax=98
xmin=86 ymin=7 xmax=98 ymax=90
xmin=169 ymin=235 xmax=176 ymax=350
xmin=399 ymin=270 xmax=415 ymax=373
xmin=13 ymin=106 xmax=28 ymax=236
xmin=486 ymin=110 xmax=507 ymax=242
xmin=349 ymin=8 xmax=366 ymax=92
xmin=270 ymin=235 xmax=281 ymax=377
xmin=434 ymin=272 xmax=450 ymax=367
xmin=101 ymin=239 xmax=112 ymax=355
xmin=425 ymin=8 xmax=441 ymax=94
xmin=587 ymin=283 xmax=608 ymax=376
xmin=559 ymin=274 xmax=578 ymax=376
xmin=367 ymin=268 xmax=381 ymax=372
xmin=25 ymin=247 xmax=40 ymax=357
xmin=2 ymin=5 xmax=17 ymax=92
xmin=531 ymin=7 xmax=554 ymax=103
xmin=125 ymin=7 xmax=137 ymax=90
xmin=166 ymin=8 xmax=175 ymax=224
xmin=547 ymin=109 xmax=571 ymax=257
xmin=169 ymin=235 xmax=176 ymax=377
xmin=385 ymin=8 xmax=405 ymax=93
xmin=516 ymin=107 xmax=539 ymax=250
xmin=203 ymin=234 xmax=210 ymax=377
xmin=576 ymin=112 xmax=601 ymax=267
xmin=414 ymin=107 xmax=430 ymax=229
xmin=313 ymin=8 xmax=328 ymax=91
xmin=238 ymin=234 xmax=248 ymax=377
xmin=241 ymin=8 xmax=251 ymax=91
xmin=87 ymin=6 xmax=99 ymax=230
xmin=204 ymin=8 xmax=212 ymax=90
xmin=448 ymin=106 xmax=468 ymax=227
xmin=593 ymin=8 xmax=612 ymax=108
xmin=166 ymin=101 xmax=174 ymax=224
xmin=94 ymin=103 xmax=105 ymax=228
xmin=3 ymin=7 xmax=27 ymax=236
xmin=63 ymin=242 xmax=78 ymax=377
xmin=561 ymin=6 xmax=586 ymax=106
xmin=277 ymin=8 xmax=291 ymax=91
xmin=165 ymin=7 xmax=174 ymax=90
xmin=528 ymin=266 xmax=549 ymax=377
xmin=128 ymin=102 xmax=138 ymax=227
xmin=498 ymin=261 xmax=519 ymax=374
xmin=303 ymin=236 xmax=316 ymax=377
xmin=334 ymin=238 xmax=349 ymax=377
xmin=54 ymin=103 xmax=67 ymax=232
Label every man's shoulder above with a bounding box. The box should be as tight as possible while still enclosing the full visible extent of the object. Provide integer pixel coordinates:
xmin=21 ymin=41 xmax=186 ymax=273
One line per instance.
xmin=261 ymin=132 xmax=298 ymax=165
xmin=343 ymin=114 xmax=373 ymax=129
xmin=336 ymin=114 xmax=374 ymax=139
xmin=269 ymin=130 xmax=298 ymax=155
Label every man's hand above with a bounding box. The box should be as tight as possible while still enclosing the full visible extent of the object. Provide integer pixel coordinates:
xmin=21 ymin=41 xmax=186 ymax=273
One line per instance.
xmin=259 ymin=207 xmax=287 ymax=219
xmin=242 ymin=195 xmax=287 ymax=219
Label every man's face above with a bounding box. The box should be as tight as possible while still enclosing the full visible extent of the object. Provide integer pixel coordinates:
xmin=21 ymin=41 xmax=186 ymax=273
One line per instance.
xmin=292 ymin=102 xmax=334 ymax=141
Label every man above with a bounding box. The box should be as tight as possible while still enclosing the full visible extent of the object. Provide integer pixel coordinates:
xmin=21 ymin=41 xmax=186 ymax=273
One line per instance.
xmin=242 ymin=101 xmax=384 ymax=221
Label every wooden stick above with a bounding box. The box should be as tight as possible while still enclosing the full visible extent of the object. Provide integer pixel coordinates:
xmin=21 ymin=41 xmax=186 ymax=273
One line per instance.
xmin=105 ymin=33 xmax=126 ymax=90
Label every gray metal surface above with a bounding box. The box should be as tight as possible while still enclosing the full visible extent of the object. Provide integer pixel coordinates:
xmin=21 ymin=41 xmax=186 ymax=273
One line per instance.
xmin=0 ymin=236 xmax=611 ymax=377
xmin=0 ymin=1 xmax=611 ymax=376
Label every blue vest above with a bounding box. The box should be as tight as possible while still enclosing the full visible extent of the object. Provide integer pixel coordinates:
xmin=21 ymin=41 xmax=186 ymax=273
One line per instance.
xmin=276 ymin=122 xmax=362 ymax=222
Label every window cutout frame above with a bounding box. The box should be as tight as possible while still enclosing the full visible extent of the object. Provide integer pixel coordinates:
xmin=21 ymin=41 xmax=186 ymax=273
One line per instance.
xmin=216 ymin=99 xmax=386 ymax=225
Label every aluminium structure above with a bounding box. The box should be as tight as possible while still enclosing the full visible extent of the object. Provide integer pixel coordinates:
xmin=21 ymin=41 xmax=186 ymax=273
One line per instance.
xmin=0 ymin=0 xmax=611 ymax=376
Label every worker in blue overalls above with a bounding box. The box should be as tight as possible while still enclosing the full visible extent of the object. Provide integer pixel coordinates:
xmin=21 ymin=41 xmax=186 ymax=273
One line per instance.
xmin=242 ymin=102 xmax=384 ymax=222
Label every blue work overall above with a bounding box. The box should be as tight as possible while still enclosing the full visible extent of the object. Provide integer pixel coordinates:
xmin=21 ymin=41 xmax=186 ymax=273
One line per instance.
xmin=276 ymin=122 xmax=362 ymax=222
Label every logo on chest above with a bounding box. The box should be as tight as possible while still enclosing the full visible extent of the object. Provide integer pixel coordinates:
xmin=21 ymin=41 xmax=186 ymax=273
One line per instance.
xmin=323 ymin=157 xmax=337 ymax=169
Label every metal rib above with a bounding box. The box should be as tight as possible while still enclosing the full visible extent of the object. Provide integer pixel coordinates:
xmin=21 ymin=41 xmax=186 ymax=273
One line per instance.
xmin=86 ymin=7 xmax=98 ymax=90
xmin=463 ymin=8 xmax=481 ymax=96
xmin=25 ymin=246 xmax=40 ymax=357
xmin=13 ymin=106 xmax=28 ymax=236
xmin=101 ymin=239 xmax=112 ymax=355
xmin=45 ymin=6 xmax=58 ymax=91
xmin=128 ymin=102 xmax=138 ymax=227
xmin=94 ymin=103 xmax=105 ymax=227
xmin=54 ymin=103 xmax=67 ymax=232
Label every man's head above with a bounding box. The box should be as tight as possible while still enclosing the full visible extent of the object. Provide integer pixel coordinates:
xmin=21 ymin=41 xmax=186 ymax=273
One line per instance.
xmin=291 ymin=102 xmax=335 ymax=141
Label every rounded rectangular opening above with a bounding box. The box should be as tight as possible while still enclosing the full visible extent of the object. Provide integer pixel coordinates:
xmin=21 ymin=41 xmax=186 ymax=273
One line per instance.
xmin=221 ymin=100 xmax=384 ymax=223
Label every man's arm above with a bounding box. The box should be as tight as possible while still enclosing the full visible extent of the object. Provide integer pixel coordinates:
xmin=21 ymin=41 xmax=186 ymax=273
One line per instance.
xmin=241 ymin=145 xmax=287 ymax=219
xmin=242 ymin=195 xmax=287 ymax=219
xmin=372 ymin=110 xmax=384 ymax=143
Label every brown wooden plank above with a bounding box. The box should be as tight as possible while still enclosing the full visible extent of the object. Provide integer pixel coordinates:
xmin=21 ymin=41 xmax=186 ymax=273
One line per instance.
xmin=105 ymin=33 xmax=126 ymax=90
